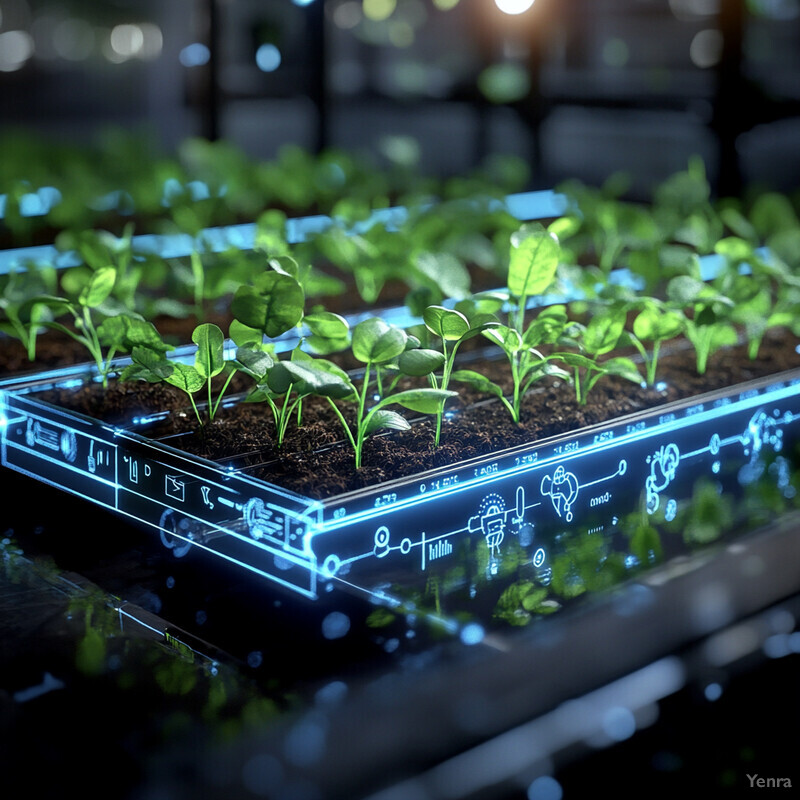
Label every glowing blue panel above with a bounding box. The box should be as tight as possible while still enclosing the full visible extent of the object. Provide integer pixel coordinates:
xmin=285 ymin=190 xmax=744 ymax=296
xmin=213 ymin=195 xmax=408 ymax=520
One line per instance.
xmin=3 ymin=360 xmax=800 ymax=603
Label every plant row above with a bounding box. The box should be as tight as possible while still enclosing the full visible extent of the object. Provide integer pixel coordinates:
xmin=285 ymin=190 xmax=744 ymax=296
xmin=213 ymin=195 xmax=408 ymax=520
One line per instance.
xmin=10 ymin=207 xmax=800 ymax=468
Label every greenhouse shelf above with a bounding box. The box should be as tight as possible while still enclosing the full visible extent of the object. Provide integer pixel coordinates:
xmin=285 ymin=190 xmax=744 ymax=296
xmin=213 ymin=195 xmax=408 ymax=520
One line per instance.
xmin=2 ymin=360 xmax=799 ymax=606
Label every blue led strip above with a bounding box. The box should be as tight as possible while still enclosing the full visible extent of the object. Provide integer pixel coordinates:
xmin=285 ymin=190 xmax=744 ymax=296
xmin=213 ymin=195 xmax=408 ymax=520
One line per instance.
xmin=0 ymin=189 xmax=568 ymax=275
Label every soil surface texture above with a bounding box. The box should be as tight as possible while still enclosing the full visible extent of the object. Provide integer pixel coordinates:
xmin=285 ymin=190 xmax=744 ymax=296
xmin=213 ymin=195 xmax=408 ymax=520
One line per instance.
xmin=28 ymin=328 xmax=800 ymax=500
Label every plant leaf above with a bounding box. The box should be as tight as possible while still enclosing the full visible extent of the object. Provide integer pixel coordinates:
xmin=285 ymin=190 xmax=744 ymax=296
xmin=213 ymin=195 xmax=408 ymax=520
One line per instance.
xmin=79 ymin=266 xmax=117 ymax=308
xmin=375 ymin=388 xmax=458 ymax=415
xmin=365 ymin=409 xmax=411 ymax=436
xmin=508 ymin=227 xmax=560 ymax=299
xmin=398 ymin=348 xmax=446 ymax=377
xmin=235 ymin=346 xmax=274 ymax=380
xmin=451 ymin=369 xmax=504 ymax=398
xmin=166 ymin=362 xmax=204 ymax=394
xmin=193 ymin=323 xmax=226 ymax=380
xmin=231 ymin=270 xmax=304 ymax=338
xmin=423 ymin=305 xmax=470 ymax=341
xmin=583 ymin=312 xmax=625 ymax=356
xmin=351 ymin=317 xmax=407 ymax=364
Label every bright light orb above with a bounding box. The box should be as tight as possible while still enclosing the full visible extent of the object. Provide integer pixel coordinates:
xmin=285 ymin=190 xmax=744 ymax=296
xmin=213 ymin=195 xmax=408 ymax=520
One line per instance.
xmin=494 ymin=0 xmax=535 ymax=15
xmin=255 ymin=43 xmax=281 ymax=72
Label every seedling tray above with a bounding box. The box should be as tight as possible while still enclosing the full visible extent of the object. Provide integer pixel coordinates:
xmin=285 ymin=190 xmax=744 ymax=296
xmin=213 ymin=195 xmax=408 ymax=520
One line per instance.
xmin=3 ymin=357 xmax=800 ymax=603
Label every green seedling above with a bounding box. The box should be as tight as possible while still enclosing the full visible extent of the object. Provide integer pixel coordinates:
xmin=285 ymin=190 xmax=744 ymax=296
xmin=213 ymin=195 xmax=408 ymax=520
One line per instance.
xmin=627 ymin=298 xmax=686 ymax=387
xmin=454 ymin=226 xmax=569 ymax=422
xmin=666 ymin=275 xmax=737 ymax=375
xmin=247 ymin=350 xmax=353 ymax=448
xmin=122 ymin=322 xmax=238 ymax=427
xmin=324 ymin=317 xmax=457 ymax=468
xmin=556 ymin=308 xmax=642 ymax=405
xmin=418 ymin=304 xmax=498 ymax=444
xmin=37 ymin=266 xmax=169 ymax=387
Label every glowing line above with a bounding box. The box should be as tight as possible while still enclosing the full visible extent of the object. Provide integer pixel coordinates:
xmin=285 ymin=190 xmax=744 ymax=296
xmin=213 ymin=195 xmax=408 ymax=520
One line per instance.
xmin=315 ymin=379 xmax=800 ymax=533
xmin=578 ymin=460 xmax=626 ymax=489
xmin=4 ymin=439 xmax=118 ymax=488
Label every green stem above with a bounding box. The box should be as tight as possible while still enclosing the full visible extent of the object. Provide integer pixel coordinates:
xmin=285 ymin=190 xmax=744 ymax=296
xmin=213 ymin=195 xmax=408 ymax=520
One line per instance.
xmin=210 ymin=368 xmax=237 ymax=421
xmin=326 ymin=398 xmax=359 ymax=467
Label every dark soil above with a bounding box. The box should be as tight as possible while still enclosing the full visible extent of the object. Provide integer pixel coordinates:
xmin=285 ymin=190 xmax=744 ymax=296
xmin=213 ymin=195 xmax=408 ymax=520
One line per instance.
xmin=30 ymin=327 xmax=800 ymax=500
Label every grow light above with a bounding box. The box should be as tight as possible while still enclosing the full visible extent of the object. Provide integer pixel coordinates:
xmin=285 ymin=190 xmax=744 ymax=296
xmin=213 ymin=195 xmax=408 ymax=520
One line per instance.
xmin=2 ymin=364 xmax=800 ymax=603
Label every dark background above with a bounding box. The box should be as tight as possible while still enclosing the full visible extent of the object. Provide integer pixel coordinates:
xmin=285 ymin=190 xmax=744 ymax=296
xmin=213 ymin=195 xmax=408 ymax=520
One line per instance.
xmin=1 ymin=0 xmax=799 ymax=199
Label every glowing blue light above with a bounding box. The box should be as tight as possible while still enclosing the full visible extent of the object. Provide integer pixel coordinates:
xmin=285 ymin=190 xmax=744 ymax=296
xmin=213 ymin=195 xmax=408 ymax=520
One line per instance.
xmin=764 ymin=633 xmax=791 ymax=658
xmin=179 ymin=42 xmax=210 ymax=67
xmin=255 ymin=43 xmax=281 ymax=72
xmin=602 ymin=705 xmax=636 ymax=741
xmin=460 ymin=623 xmax=485 ymax=646
xmin=0 ymin=413 xmax=7 ymax=431
xmin=247 ymin=651 xmax=263 ymax=668
xmin=704 ymin=682 xmax=723 ymax=701
xmin=322 ymin=611 xmax=350 ymax=639
xmin=527 ymin=776 xmax=563 ymax=800
xmin=292 ymin=0 xmax=316 ymax=6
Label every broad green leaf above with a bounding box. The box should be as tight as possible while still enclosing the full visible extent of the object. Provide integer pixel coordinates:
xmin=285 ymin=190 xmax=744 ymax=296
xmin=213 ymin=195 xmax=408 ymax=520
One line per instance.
xmin=235 ymin=346 xmax=274 ymax=380
xmin=231 ymin=270 xmax=304 ymax=338
xmin=365 ymin=409 xmax=411 ymax=436
xmin=602 ymin=356 xmax=642 ymax=384
xmin=120 ymin=346 xmax=174 ymax=383
xmin=483 ymin=324 xmax=523 ymax=354
xmin=415 ymin=252 xmax=471 ymax=300
xmin=632 ymin=305 xmax=685 ymax=341
xmin=267 ymin=359 xmax=355 ymax=399
xmin=508 ymin=228 xmax=560 ymax=299
xmin=351 ymin=317 xmax=407 ymax=364
xmin=304 ymin=311 xmax=349 ymax=340
xmin=79 ymin=266 xmax=117 ymax=308
xmin=523 ymin=305 xmax=568 ymax=346
xmin=667 ymin=275 xmax=733 ymax=307
xmin=228 ymin=319 xmax=263 ymax=348
xmin=193 ymin=323 xmax=226 ymax=380
xmin=375 ymin=388 xmax=458 ymax=415
xmin=397 ymin=348 xmax=446 ymax=377
xmin=451 ymin=369 xmax=504 ymax=398
xmin=423 ymin=306 xmax=470 ymax=341
xmin=714 ymin=236 xmax=753 ymax=263
xmin=166 ymin=362 xmax=204 ymax=394
xmin=583 ymin=313 xmax=625 ymax=356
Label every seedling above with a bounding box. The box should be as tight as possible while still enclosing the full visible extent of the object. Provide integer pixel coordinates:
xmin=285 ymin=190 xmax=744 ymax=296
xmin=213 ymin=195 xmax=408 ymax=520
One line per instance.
xmin=122 ymin=323 xmax=238 ymax=427
xmin=627 ymin=298 xmax=686 ymax=387
xmin=556 ymin=308 xmax=642 ymax=405
xmin=666 ymin=275 xmax=737 ymax=375
xmin=324 ymin=317 xmax=457 ymax=468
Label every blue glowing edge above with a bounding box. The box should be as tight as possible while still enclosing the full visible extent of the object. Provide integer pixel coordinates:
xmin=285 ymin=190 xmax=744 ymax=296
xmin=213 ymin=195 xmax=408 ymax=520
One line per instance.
xmin=2 ymin=360 xmax=800 ymax=605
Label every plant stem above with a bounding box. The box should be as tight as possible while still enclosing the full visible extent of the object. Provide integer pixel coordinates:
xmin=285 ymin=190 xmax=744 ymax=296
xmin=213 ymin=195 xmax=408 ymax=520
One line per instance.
xmin=326 ymin=398 xmax=358 ymax=466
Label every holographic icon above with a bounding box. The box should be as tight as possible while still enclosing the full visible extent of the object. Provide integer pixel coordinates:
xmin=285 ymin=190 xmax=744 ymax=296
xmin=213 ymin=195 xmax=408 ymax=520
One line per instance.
xmin=469 ymin=493 xmax=507 ymax=575
xmin=645 ymin=443 xmax=680 ymax=514
xmin=165 ymin=474 xmax=186 ymax=503
xmin=541 ymin=466 xmax=579 ymax=521
xmin=739 ymin=408 xmax=784 ymax=485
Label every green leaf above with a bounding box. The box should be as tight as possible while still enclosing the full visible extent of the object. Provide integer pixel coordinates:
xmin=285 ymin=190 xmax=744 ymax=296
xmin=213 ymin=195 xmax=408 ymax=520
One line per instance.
xmin=193 ymin=323 xmax=226 ymax=380
xmin=583 ymin=312 xmax=625 ymax=356
xmin=121 ymin=346 xmax=174 ymax=383
xmin=415 ymin=252 xmax=471 ymax=300
xmin=231 ymin=270 xmax=304 ymax=338
xmin=351 ymin=317 xmax=407 ymax=364
xmin=166 ymin=362 xmax=204 ymax=394
xmin=397 ymin=348 xmax=446 ymax=377
xmin=714 ymin=236 xmax=753 ymax=263
xmin=229 ymin=319 xmax=263 ymax=348
xmin=79 ymin=266 xmax=117 ymax=308
xmin=365 ymin=409 xmax=411 ymax=436
xmin=483 ymin=324 xmax=523 ymax=354
xmin=451 ymin=369 xmax=504 ymax=398
xmin=508 ymin=227 xmax=560 ymax=299
xmin=632 ymin=305 xmax=685 ymax=342
xmin=267 ymin=359 xmax=355 ymax=399
xmin=304 ymin=311 xmax=349 ymax=340
xmin=602 ymin=356 xmax=642 ymax=384
xmin=423 ymin=306 xmax=470 ymax=341
xmin=376 ymin=388 xmax=458 ymax=415
xmin=235 ymin=346 xmax=274 ymax=380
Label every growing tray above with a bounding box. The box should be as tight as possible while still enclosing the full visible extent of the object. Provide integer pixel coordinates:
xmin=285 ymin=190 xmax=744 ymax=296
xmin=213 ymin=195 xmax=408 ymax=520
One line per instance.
xmin=3 ymin=358 xmax=800 ymax=604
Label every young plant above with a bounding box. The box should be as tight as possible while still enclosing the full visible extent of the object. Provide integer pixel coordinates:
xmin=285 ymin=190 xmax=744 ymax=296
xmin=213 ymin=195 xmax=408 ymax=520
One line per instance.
xmin=666 ymin=275 xmax=737 ymax=375
xmin=556 ymin=307 xmax=642 ymax=406
xmin=417 ymin=303 xmax=498 ymax=444
xmin=626 ymin=298 xmax=686 ymax=387
xmin=122 ymin=323 xmax=238 ymax=427
xmin=324 ymin=317 xmax=457 ymax=468
xmin=453 ymin=226 xmax=570 ymax=423
xmin=37 ymin=266 xmax=167 ymax=387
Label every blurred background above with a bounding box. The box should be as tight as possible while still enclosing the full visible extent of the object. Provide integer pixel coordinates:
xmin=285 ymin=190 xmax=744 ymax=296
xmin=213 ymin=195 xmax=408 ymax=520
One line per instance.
xmin=1 ymin=0 xmax=799 ymax=199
